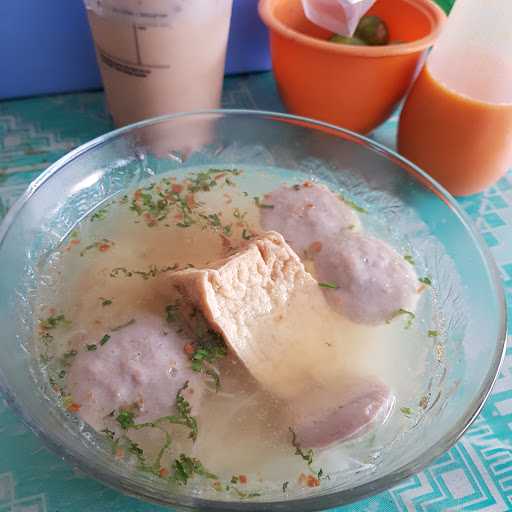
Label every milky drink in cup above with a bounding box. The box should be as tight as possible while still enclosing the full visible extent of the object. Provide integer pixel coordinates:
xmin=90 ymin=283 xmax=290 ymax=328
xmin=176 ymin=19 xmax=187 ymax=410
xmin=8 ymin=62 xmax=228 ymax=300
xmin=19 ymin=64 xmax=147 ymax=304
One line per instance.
xmin=85 ymin=0 xmax=233 ymax=154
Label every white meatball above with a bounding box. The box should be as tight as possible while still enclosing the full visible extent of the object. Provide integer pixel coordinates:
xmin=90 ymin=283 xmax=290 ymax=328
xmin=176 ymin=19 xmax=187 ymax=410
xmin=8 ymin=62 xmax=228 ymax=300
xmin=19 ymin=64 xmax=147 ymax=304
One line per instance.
xmin=67 ymin=313 xmax=202 ymax=429
xmin=260 ymin=182 xmax=361 ymax=257
xmin=315 ymin=232 xmax=418 ymax=325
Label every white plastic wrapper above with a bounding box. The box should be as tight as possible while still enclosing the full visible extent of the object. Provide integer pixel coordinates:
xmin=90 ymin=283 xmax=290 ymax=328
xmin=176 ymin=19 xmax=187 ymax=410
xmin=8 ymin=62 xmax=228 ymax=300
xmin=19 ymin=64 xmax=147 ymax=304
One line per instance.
xmin=301 ymin=0 xmax=376 ymax=37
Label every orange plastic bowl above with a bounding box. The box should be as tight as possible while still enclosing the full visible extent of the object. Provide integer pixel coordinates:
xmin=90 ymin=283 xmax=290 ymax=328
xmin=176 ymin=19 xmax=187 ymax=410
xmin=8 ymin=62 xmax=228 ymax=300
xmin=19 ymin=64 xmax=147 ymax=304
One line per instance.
xmin=259 ymin=0 xmax=446 ymax=134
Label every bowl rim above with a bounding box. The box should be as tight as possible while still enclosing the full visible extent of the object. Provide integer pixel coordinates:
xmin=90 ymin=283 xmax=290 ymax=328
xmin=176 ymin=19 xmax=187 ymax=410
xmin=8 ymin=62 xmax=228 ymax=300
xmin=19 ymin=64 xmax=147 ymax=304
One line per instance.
xmin=258 ymin=0 xmax=446 ymax=58
xmin=0 ymin=108 xmax=506 ymax=511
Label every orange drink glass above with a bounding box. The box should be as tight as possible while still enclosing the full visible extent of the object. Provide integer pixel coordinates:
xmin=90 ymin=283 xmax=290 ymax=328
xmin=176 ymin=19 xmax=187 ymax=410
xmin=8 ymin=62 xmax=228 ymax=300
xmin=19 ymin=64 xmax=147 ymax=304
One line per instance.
xmin=398 ymin=0 xmax=512 ymax=196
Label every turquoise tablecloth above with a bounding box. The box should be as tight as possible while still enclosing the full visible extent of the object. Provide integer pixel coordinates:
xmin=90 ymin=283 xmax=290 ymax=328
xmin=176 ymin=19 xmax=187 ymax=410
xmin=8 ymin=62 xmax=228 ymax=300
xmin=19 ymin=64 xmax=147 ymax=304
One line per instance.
xmin=0 ymin=74 xmax=511 ymax=511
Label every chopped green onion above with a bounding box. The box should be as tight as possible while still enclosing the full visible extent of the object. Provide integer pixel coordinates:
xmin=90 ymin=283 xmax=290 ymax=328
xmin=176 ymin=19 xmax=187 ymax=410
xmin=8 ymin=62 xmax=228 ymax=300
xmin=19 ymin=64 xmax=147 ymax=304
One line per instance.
xmin=254 ymin=197 xmax=274 ymax=209
xmin=116 ymin=409 xmax=136 ymax=430
xmin=404 ymin=254 xmax=415 ymax=265
xmin=339 ymin=195 xmax=367 ymax=213
xmin=318 ymin=282 xmax=339 ymax=290
xmin=387 ymin=309 xmax=415 ymax=329
xmin=99 ymin=334 xmax=111 ymax=346
xmin=110 ymin=319 xmax=136 ymax=332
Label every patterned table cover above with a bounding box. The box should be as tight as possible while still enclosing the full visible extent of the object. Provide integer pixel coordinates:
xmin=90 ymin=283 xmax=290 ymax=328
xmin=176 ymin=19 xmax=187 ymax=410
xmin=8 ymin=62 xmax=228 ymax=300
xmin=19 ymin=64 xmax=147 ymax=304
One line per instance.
xmin=0 ymin=73 xmax=511 ymax=512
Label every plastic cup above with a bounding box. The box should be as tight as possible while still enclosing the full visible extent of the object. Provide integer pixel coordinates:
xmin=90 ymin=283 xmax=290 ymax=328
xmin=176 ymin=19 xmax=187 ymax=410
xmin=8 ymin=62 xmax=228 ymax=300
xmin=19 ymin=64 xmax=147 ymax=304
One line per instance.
xmin=84 ymin=0 xmax=233 ymax=128
xmin=398 ymin=0 xmax=512 ymax=196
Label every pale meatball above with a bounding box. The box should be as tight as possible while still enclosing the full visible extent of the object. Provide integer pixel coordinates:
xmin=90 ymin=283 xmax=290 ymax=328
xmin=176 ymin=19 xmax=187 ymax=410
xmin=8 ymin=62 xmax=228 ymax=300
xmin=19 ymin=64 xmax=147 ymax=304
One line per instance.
xmin=315 ymin=232 xmax=418 ymax=325
xmin=67 ymin=313 xmax=202 ymax=429
xmin=290 ymin=378 xmax=394 ymax=448
xmin=260 ymin=182 xmax=361 ymax=257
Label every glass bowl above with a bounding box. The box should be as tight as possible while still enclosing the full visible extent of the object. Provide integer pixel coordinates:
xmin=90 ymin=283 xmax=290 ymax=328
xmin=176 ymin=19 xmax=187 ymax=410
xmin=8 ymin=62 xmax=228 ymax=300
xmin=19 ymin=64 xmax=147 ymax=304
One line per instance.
xmin=0 ymin=110 xmax=506 ymax=511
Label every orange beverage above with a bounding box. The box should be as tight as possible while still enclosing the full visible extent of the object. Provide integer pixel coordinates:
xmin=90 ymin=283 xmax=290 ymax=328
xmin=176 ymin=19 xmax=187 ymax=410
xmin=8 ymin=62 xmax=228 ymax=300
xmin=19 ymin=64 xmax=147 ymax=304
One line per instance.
xmin=397 ymin=0 xmax=512 ymax=196
xmin=398 ymin=65 xmax=512 ymax=196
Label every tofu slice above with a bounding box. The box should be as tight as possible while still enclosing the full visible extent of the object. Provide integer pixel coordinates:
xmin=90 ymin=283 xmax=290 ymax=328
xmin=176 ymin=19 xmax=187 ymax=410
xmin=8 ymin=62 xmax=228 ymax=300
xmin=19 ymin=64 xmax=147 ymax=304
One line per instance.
xmin=167 ymin=231 xmax=331 ymax=399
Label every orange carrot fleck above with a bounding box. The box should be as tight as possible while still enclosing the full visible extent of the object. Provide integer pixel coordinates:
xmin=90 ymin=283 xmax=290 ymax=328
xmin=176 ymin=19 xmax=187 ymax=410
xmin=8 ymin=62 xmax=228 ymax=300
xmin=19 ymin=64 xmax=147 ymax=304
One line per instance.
xmin=98 ymin=243 xmax=111 ymax=252
xmin=306 ymin=475 xmax=320 ymax=487
xmin=303 ymin=181 xmax=313 ymax=188
xmin=67 ymin=402 xmax=81 ymax=413
xmin=220 ymin=234 xmax=232 ymax=250
xmin=143 ymin=212 xmax=156 ymax=226
xmin=309 ymin=241 xmax=322 ymax=253
xmin=159 ymin=468 xmax=169 ymax=478
xmin=238 ymin=475 xmax=248 ymax=484
xmin=186 ymin=194 xmax=196 ymax=209
xmin=134 ymin=189 xmax=142 ymax=200
xmin=184 ymin=342 xmax=195 ymax=355
xmin=172 ymin=184 xmax=183 ymax=194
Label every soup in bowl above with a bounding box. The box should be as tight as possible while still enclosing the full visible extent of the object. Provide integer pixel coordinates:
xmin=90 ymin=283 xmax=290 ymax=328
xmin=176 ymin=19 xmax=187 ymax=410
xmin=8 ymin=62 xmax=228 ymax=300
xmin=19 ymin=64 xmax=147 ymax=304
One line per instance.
xmin=0 ymin=110 xmax=505 ymax=510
